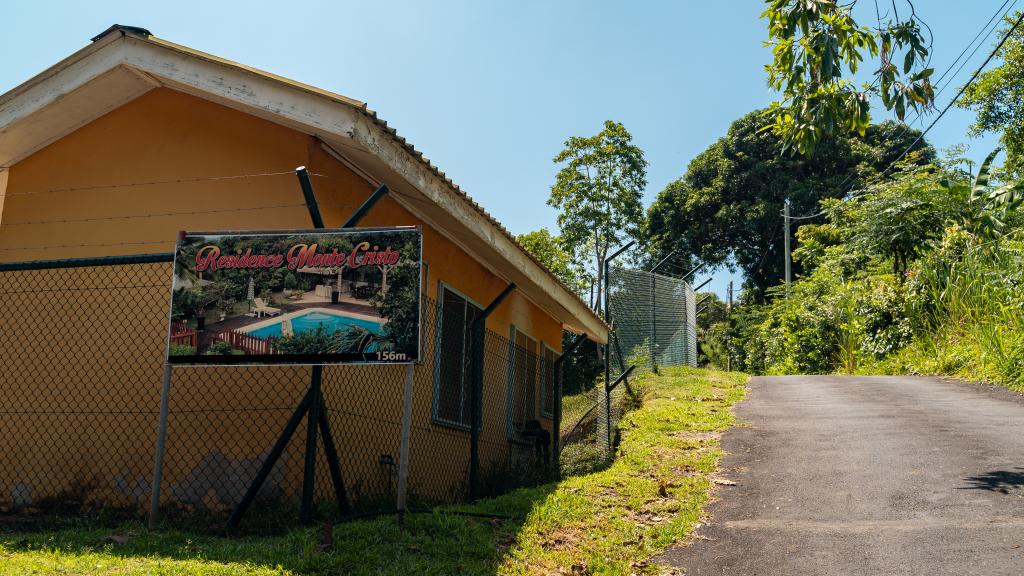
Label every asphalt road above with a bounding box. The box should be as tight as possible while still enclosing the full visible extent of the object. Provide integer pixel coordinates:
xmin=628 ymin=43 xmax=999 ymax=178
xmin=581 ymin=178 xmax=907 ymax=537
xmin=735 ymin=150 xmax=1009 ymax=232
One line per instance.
xmin=657 ymin=375 xmax=1024 ymax=576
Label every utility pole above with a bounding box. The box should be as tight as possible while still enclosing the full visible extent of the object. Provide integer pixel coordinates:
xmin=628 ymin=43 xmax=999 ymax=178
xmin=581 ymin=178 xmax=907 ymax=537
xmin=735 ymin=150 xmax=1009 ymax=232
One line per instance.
xmin=726 ymin=281 xmax=733 ymax=372
xmin=783 ymin=198 xmax=791 ymax=295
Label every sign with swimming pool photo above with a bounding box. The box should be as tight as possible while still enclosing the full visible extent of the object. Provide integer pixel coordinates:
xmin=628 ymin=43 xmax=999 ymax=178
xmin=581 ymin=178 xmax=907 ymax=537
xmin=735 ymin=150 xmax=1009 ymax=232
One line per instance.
xmin=167 ymin=227 xmax=422 ymax=365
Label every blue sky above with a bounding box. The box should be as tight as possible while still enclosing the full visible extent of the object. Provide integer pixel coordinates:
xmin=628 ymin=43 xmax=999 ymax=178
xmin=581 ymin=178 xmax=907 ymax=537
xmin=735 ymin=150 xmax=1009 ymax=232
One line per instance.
xmin=0 ymin=1 xmax=1007 ymax=298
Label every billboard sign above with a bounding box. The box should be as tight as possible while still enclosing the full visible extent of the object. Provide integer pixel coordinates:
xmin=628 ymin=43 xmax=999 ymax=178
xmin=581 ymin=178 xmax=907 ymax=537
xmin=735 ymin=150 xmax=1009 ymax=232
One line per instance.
xmin=168 ymin=227 xmax=422 ymax=365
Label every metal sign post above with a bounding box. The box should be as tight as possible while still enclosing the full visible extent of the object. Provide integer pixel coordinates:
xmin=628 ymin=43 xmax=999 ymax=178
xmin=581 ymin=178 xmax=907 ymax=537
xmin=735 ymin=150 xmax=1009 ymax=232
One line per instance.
xmin=224 ymin=170 xmax=398 ymax=532
xmin=395 ymin=364 xmax=415 ymax=517
xmin=147 ymin=362 xmax=173 ymax=529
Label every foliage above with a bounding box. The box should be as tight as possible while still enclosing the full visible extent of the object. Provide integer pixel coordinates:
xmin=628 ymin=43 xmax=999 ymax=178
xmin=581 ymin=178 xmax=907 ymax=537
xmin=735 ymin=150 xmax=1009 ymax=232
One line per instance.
xmin=696 ymin=292 xmax=728 ymax=332
xmin=943 ymin=147 xmax=1024 ymax=238
xmin=275 ymin=325 xmax=384 ymax=355
xmin=645 ymin=109 xmax=932 ymax=296
xmin=170 ymin=288 xmax=202 ymax=323
xmin=204 ymin=341 xmax=235 ymax=356
xmin=198 ymin=282 xmax=238 ymax=320
xmin=369 ymin=262 xmax=420 ymax=354
xmin=168 ymin=343 xmax=196 ymax=356
xmin=0 ymin=368 xmax=745 ymax=576
xmin=560 ymin=334 xmax=602 ymax=396
xmin=843 ymin=160 xmax=964 ymax=277
xmin=549 ymin=120 xmax=647 ymax=309
xmin=867 ymin=228 xmax=1024 ymax=391
xmin=516 ymin=228 xmax=587 ymax=295
xmin=625 ymin=338 xmax=652 ymax=369
xmin=763 ymin=0 xmax=935 ymax=154
xmin=727 ymin=147 xmax=1024 ymax=385
xmin=959 ymin=11 xmax=1024 ymax=177
xmin=700 ymin=321 xmax=731 ymax=369
xmin=694 ymin=292 xmax=729 ymax=368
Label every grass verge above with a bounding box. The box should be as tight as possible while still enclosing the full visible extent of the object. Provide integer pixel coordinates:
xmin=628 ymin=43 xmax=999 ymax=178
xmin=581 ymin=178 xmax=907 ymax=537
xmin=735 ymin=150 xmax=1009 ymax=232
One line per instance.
xmin=0 ymin=366 xmax=746 ymax=576
xmin=862 ymin=325 xmax=1024 ymax=393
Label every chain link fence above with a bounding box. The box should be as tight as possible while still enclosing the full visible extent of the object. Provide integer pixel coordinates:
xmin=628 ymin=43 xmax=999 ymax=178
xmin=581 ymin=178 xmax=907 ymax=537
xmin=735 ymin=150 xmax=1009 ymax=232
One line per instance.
xmin=0 ymin=253 xmax=606 ymax=531
xmin=607 ymin=265 xmax=698 ymax=374
xmin=547 ymin=264 xmax=700 ymax=474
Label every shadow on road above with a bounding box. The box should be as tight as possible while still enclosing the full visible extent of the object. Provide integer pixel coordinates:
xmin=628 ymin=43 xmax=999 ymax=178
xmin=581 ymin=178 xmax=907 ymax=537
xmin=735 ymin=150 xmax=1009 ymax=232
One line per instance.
xmin=960 ymin=468 xmax=1024 ymax=493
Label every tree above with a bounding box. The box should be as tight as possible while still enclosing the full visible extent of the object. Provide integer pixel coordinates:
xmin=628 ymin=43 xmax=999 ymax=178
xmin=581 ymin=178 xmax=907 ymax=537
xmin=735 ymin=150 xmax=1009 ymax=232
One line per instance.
xmin=943 ymin=148 xmax=1024 ymax=239
xmin=763 ymin=0 xmax=936 ymax=154
xmin=696 ymin=292 xmax=728 ymax=333
xmin=959 ymin=12 xmax=1024 ymax=178
xmin=645 ymin=110 xmax=933 ymax=298
xmin=517 ymin=228 xmax=587 ymax=297
xmin=549 ymin=120 xmax=647 ymax=311
xmin=845 ymin=163 xmax=964 ymax=279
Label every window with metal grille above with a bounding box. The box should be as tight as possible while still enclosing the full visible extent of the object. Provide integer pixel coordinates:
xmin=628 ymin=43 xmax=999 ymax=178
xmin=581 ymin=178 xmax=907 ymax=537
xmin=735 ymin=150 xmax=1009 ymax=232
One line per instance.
xmin=432 ymin=285 xmax=481 ymax=428
xmin=508 ymin=326 xmax=538 ymax=437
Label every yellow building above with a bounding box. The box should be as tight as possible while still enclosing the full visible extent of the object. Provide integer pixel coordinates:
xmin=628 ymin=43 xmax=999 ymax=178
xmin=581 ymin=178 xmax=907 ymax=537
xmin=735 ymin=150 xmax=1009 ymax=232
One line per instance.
xmin=0 ymin=25 xmax=607 ymax=519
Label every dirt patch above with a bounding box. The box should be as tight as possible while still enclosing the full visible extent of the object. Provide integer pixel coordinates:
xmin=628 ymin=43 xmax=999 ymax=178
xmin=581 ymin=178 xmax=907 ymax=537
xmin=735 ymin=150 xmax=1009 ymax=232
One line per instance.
xmin=674 ymin=431 xmax=720 ymax=441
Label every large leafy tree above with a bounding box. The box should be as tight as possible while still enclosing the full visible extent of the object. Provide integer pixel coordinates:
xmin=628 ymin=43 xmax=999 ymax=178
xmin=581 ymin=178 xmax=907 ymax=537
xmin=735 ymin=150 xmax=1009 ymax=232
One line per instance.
xmin=763 ymin=0 xmax=935 ymax=154
xmin=549 ymin=120 xmax=647 ymax=310
xmin=646 ymin=109 xmax=933 ymax=297
xmin=517 ymin=228 xmax=587 ymax=299
xmin=959 ymin=11 xmax=1024 ymax=178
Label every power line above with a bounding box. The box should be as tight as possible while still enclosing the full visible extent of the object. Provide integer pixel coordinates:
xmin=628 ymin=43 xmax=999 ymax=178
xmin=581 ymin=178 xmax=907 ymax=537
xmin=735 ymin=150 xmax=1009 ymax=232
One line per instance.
xmin=0 ymin=239 xmax=173 ymax=253
xmin=0 ymin=202 xmax=314 ymax=227
xmin=788 ymin=0 xmax=1019 ymax=222
xmin=876 ymin=8 xmax=1023 ymax=185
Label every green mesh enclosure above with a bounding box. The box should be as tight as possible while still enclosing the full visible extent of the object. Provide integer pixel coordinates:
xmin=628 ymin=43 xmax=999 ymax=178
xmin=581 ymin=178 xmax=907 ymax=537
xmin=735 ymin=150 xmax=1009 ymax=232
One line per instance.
xmin=607 ymin=265 xmax=697 ymax=375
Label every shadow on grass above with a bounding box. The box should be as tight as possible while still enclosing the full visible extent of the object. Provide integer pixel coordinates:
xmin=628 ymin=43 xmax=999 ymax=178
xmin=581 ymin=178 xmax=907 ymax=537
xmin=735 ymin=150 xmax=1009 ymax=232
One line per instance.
xmin=0 ymin=483 xmax=559 ymax=576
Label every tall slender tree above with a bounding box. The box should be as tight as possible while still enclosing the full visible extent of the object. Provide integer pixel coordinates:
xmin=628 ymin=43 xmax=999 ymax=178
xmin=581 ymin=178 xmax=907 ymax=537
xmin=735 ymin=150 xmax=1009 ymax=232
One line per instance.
xmin=549 ymin=120 xmax=647 ymax=311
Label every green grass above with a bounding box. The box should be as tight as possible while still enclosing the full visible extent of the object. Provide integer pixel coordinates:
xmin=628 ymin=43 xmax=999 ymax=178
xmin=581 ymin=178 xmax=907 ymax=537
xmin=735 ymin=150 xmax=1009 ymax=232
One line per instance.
xmin=0 ymin=367 xmax=746 ymax=576
xmin=856 ymin=238 xmax=1024 ymax=393
xmin=864 ymin=325 xmax=1024 ymax=393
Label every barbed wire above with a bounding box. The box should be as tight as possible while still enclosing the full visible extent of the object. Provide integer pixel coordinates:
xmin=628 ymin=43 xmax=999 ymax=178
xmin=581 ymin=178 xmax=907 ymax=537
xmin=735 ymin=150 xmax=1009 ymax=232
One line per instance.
xmin=0 ymin=202 xmax=319 ymax=227
xmin=0 ymin=239 xmax=174 ymax=253
xmin=0 ymin=171 xmax=329 ymax=200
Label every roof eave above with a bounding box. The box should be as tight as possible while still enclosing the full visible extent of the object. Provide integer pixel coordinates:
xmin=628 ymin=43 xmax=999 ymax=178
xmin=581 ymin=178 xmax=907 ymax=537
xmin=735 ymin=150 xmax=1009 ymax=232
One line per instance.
xmin=0 ymin=30 xmax=609 ymax=342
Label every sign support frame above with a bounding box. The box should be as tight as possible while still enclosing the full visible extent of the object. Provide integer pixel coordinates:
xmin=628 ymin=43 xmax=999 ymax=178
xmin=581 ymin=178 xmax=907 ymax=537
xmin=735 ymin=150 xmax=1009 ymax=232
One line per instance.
xmin=221 ymin=169 xmax=396 ymax=532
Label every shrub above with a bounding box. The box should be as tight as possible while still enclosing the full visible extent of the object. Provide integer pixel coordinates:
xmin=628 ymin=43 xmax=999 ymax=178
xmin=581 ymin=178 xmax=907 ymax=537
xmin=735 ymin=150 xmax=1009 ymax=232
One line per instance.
xmin=205 ymin=341 xmax=234 ymax=355
xmin=168 ymin=343 xmax=196 ymax=356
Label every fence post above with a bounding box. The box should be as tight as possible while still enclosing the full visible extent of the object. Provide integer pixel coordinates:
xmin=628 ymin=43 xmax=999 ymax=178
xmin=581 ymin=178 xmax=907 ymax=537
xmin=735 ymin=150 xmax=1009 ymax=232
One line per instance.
xmin=468 ymin=323 xmax=483 ymax=499
xmin=299 ymin=365 xmax=322 ymax=523
xmin=148 ymin=362 xmax=173 ymax=529
xmin=650 ymin=272 xmax=658 ymax=373
xmin=468 ymin=283 xmax=517 ymax=499
xmin=551 ymin=333 xmax=587 ymax=478
xmin=603 ymin=242 xmax=634 ymax=459
xmin=604 ymin=376 xmax=612 ymax=457
xmin=552 ymin=363 xmax=562 ymax=477
xmin=396 ymin=364 xmax=415 ymax=517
